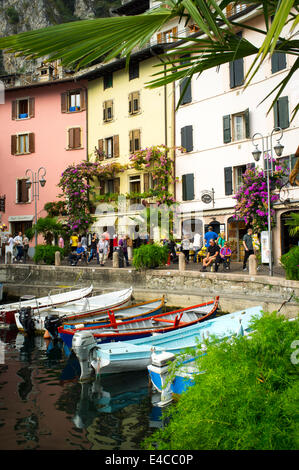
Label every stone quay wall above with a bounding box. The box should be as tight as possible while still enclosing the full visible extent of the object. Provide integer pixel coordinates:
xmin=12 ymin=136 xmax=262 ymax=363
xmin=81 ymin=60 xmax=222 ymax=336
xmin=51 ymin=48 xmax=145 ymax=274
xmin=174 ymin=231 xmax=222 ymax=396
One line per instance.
xmin=0 ymin=264 xmax=298 ymax=317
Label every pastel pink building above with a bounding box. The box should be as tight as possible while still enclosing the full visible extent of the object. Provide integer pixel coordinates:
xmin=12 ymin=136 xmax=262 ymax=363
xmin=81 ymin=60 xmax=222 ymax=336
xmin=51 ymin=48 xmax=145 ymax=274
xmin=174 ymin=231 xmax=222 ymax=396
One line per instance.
xmin=0 ymin=77 xmax=88 ymax=245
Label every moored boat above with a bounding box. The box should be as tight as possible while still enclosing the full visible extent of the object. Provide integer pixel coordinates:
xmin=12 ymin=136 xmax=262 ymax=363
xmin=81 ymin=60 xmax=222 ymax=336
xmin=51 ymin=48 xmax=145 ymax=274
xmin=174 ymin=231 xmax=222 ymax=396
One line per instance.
xmin=15 ymin=287 xmax=133 ymax=334
xmin=71 ymin=305 xmax=262 ymax=380
xmin=59 ymin=297 xmax=219 ymax=349
xmin=0 ymin=284 xmax=93 ymax=326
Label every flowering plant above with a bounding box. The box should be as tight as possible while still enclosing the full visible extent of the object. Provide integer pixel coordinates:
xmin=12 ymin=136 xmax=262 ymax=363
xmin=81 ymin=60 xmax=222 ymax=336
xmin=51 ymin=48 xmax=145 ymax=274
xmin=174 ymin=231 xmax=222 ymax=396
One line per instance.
xmin=58 ymin=160 xmax=127 ymax=231
xmin=129 ymin=145 xmax=178 ymax=206
xmin=233 ymin=160 xmax=286 ymax=232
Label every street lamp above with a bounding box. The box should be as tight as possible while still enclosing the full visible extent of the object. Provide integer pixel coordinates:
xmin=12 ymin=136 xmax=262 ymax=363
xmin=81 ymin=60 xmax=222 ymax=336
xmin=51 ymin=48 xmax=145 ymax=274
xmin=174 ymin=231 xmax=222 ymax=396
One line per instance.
xmin=251 ymin=127 xmax=284 ymax=277
xmin=25 ymin=167 xmax=47 ymax=247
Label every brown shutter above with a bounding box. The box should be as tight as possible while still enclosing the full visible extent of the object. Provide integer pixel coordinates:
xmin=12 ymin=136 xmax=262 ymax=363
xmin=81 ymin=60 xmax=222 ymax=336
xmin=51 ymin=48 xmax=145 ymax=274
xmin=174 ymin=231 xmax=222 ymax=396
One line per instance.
xmin=172 ymin=27 xmax=178 ymax=40
xmin=29 ymin=133 xmax=35 ymax=153
xmin=98 ymin=139 xmax=104 ymax=160
xmin=226 ymin=3 xmax=233 ymax=17
xmin=129 ymin=130 xmax=133 ymax=153
xmin=68 ymin=128 xmax=74 ymax=149
xmin=80 ymin=89 xmax=86 ymax=111
xmin=134 ymin=129 xmax=140 ymax=151
xmin=12 ymin=100 xmax=17 ymax=120
xmin=103 ymin=102 xmax=107 ymax=121
xmin=74 ymin=128 xmax=81 ymax=148
xmin=157 ymin=32 xmax=162 ymax=43
xmin=144 ymin=173 xmax=149 ymax=192
xmin=28 ymin=98 xmax=35 ymax=118
xmin=61 ymin=92 xmax=68 ymax=113
xmin=114 ymin=177 xmax=120 ymax=194
xmin=99 ymin=179 xmax=105 ymax=195
xmin=11 ymin=135 xmax=17 ymax=155
xmin=133 ymin=91 xmax=140 ymax=113
xmin=128 ymin=93 xmax=133 ymax=114
xmin=113 ymin=135 xmax=119 ymax=158
xmin=21 ymin=179 xmax=29 ymax=203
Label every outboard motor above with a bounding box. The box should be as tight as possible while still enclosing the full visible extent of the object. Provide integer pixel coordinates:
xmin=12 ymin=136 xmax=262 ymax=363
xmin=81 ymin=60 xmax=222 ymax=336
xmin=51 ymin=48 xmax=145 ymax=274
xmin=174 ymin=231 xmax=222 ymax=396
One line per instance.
xmin=19 ymin=307 xmax=35 ymax=335
xmin=44 ymin=314 xmax=63 ymax=340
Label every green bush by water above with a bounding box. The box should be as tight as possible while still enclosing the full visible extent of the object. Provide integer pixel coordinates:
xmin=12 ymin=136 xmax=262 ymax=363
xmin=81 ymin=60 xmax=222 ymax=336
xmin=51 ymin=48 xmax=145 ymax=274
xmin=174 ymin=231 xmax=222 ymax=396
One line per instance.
xmin=132 ymin=243 xmax=169 ymax=270
xmin=33 ymin=245 xmax=64 ymax=265
xmin=280 ymin=246 xmax=299 ymax=280
xmin=144 ymin=312 xmax=299 ymax=450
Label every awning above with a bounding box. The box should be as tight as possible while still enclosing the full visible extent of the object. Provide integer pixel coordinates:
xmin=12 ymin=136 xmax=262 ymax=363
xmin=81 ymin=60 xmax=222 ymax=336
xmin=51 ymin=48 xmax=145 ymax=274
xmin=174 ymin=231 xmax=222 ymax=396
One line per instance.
xmin=118 ymin=215 xmax=145 ymax=226
xmin=92 ymin=215 xmax=117 ymax=227
xmin=8 ymin=215 xmax=34 ymax=222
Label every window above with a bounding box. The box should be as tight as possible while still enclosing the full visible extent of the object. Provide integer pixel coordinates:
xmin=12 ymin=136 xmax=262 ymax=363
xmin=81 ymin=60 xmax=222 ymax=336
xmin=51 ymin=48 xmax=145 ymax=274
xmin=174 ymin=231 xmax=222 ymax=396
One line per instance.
xmin=229 ymin=33 xmax=244 ymax=88
xmin=224 ymin=163 xmax=255 ymax=195
xmin=68 ymin=127 xmax=82 ymax=149
xmin=143 ymin=173 xmax=154 ymax=192
xmin=16 ymin=179 xmax=29 ymax=203
xmin=181 ymin=125 xmax=193 ymax=152
xmin=61 ymin=89 xmax=86 ymax=113
xmin=226 ymin=2 xmax=248 ymax=17
xmin=179 ymin=78 xmax=192 ymax=105
xmin=129 ymin=129 xmax=141 ymax=153
xmin=11 ymin=133 xmax=35 ymax=155
xmin=0 ymin=195 xmax=6 ymax=213
xmin=97 ymin=135 xmax=119 ymax=160
xmin=129 ymin=62 xmax=139 ymax=81
xmin=12 ymin=98 xmax=35 ymax=120
xmin=182 ymin=174 xmax=194 ymax=201
xmin=129 ymin=92 xmax=140 ymax=115
xmin=223 ymin=109 xmax=250 ymax=143
xmin=103 ymin=72 xmax=113 ymax=90
xmin=277 ymin=154 xmax=297 ymax=175
xmin=130 ymin=175 xmax=141 ymax=203
xmin=103 ymin=100 xmax=113 ymax=122
xmin=99 ymin=177 xmax=120 ymax=196
xmin=157 ymin=27 xmax=178 ymax=44
xmin=274 ymin=96 xmax=289 ymax=129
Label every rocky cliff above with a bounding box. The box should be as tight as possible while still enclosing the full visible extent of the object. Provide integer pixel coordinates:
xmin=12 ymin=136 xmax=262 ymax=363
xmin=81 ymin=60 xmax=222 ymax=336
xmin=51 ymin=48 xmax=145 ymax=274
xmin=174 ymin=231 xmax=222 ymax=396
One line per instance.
xmin=0 ymin=0 xmax=121 ymax=74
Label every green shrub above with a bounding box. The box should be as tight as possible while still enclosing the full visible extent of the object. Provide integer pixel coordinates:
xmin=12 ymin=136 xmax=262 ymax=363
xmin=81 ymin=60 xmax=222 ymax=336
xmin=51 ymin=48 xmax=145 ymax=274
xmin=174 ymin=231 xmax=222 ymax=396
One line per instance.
xmin=144 ymin=312 xmax=299 ymax=450
xmin=280 ymin=246 xmax=299 ymax=280
xmin=33 ymin=245 xmax=64 ymax=265
xmin=132 ymin=243 xmax=169 ymax=269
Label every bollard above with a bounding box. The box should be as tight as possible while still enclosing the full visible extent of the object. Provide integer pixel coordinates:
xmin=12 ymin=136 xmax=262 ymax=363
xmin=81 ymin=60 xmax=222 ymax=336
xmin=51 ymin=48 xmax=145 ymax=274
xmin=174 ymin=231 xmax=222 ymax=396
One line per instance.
xmin=248 ymin=254 xmax=257 ymax=275
xmin=210 ymin=262 xmax=215 ymax=272
xmin=113 ymin=250 xmax=119 ymax=268
xmin=178 ymin=252 xmax=186 ymax=271
xmin=55 ymin=251 xmax=61 ymax=266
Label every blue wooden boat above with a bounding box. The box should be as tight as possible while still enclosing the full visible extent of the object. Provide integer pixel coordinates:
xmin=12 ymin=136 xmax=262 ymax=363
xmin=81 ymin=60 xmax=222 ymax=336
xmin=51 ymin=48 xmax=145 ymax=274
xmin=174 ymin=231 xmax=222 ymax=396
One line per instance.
xmin=59 ymin=297 xmax=219 ymax=349
xmin=72 ymin=305 xmax=263 ymax=381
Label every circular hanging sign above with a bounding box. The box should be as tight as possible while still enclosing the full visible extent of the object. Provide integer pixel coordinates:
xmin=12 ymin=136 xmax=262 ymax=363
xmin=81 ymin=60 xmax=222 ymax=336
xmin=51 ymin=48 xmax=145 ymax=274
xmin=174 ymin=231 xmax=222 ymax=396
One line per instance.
xmin=201 ymin=193 xmax=212 ymax=204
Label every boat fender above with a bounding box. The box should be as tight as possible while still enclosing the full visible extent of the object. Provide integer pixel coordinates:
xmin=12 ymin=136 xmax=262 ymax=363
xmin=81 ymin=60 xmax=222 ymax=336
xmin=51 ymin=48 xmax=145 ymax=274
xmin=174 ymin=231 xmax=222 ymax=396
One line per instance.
xmin=19 ymin=307 xmax=35 ymax=335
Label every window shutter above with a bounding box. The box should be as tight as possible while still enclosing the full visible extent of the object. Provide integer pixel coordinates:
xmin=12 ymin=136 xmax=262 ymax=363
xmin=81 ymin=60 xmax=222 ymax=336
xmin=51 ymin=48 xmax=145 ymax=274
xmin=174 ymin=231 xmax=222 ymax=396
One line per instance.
xmin=134 ymin=129 xmax=140 ymax=151
xmin=80 ymin=89 xmax=86 ymax=111
xmin=271 ymin=51 xmax=286 ymax=73
xmin=98 ymin=139 xmax=104 ymax=160
xmin=246 ymin=162 xmax=255 ymax=169
xmin=182 ymin=174 xmax=194 ymax=201
xmin=11 ymin=135 xmax=17 ymax=155
xmin=18 ymin=179 xmax=28 ymax=203
xmin=143 ymin=173 xmax=149 ymax=192
xmin=172 ymin=26 xmax=178 ymax=40
xmin=29 ymin=133 xmax=35 ymax=153
xmin=180 ymin=78 xmax=192 ymax=105
xmin=181 ymin=126 xmax=193 ymax=152
xmin=275 ymin=96 xmax=289 ymax=129
xmin=68 ymin=128 xmax=75 ymax=149
xmin=113 ymin=135 xmax=119 ymax=158
xmin=28 ymin=98 xmax=35 ymax=118
xmin=128 ymin=93 xmax=133 ymax=114
xmin=74 ymin=128 xmax=81 ymax=148
xmin=224 ymin=167 xmax=233 ymax=195
xmin=244 ymin=108 xmax=250 ymax=138
xmin=157 ymin=32 xmax=162 ymax=43
xmin=129 ymin=130 xmax=133 ymax=153
xmin=61 ymin=92 xmax=68 ymax=113
xmin=114 ymin=177 xmax=120 ymax=194
xmin=12 ymin=100 xmax=17 ymax=120
xmin=133 ymin=91 xmax=140 ymax=113
xmin=223 ymin=115 xmax=231 ymax=143
xmin=99 ymin=179 xmax=105 ymax=195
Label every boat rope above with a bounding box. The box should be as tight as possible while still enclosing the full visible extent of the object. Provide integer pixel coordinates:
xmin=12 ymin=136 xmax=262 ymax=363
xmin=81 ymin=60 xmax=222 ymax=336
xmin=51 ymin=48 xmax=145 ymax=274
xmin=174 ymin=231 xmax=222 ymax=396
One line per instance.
xmin=277 ymin=291 xmax=295 ymax=313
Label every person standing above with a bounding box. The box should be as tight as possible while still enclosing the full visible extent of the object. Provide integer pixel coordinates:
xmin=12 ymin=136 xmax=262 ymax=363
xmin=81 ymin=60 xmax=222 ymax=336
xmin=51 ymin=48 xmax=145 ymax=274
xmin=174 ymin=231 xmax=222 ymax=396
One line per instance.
xmin=23 ymin=235 xmax=29 ymax=263
xmin=242 ymin=228 xmax=254 ymax=271
xmin=217 ymin=232 xmax=225 ymax=248
xmin=87 ymin=233 xmax=99 ymax=264
xmin=119 ymin=235 xmax=130 ymax=267
xmin=14 ymin=232 xmax=24 ymax=262
xmin=97 ymin=236 xmax=109 ymax=266
xmin=204 ymin=226 xmax=218 ymax=248
xmin=193 ymin=232 xmax=202 ymax=263
xmin=126 ymin=235 xmax=133 ymax=262
xmin=5 ymin=234 xmax=14 ymax=264
xmin=58 ymin=234 xmax=64 ymax=249
xmin=70 ymin=232 xmax=79 ymax=251
xmin=181 ymin=234 xmax=190 ymax=264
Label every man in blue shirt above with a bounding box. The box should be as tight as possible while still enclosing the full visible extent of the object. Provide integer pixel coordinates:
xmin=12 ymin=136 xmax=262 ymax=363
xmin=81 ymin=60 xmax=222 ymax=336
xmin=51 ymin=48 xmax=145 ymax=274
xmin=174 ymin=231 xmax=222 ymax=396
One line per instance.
xmin=69 ymin=242 xmax=86 ymax=266
xmin=204 ymin=226 xmax=218 ymax=248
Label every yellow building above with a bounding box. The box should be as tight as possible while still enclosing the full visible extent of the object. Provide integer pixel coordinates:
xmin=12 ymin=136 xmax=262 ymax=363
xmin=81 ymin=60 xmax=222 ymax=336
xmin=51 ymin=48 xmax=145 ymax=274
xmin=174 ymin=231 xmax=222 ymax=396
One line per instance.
xmin=82 ymin=47 xmax=175 ymax=239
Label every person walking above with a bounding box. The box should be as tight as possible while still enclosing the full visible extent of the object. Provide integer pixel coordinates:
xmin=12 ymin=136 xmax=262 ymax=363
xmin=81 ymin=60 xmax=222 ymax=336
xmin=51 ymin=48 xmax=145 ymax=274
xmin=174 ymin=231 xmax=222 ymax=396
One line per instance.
xmin=97 ymin=236 xmax=109 ymax=266
xmin=242 ymin=228 xmax=254 ymax=271
xmin=193 ymin=232 xmax=202 ymax=263
xmin=87 ymin=233 xmax=99 ymax=264
xmin=14 ymin=232 xmax=24 ymax=262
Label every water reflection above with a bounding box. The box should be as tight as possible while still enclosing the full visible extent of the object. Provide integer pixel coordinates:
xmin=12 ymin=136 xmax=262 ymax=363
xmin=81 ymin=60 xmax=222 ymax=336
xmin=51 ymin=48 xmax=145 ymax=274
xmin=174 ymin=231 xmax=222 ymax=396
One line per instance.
xmin=0 ymin=329 xmax=163 ymax=450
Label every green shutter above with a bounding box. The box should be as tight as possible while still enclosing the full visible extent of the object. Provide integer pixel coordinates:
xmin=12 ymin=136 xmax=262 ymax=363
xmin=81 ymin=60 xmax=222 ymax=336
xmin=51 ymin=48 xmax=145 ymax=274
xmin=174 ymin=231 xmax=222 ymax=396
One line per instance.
xmin=182 ymin=174 xmax=194 ymax=201
xmin=181 ymin=126 xmax=193 ymax=152
xmin=244 ymin=108 xmax=250 ymax=138
xmin=180 ymin=78 xmax=192 ymax=105
xmin=224 ymin=167 xmax=233 ymax=195
xmin=271 ymin=51 xmax=286 ymax=73
xmin=274 ymin=96 xmax=289 ymax=129
xmin=223 ymin=115 xmax=231 ymax=143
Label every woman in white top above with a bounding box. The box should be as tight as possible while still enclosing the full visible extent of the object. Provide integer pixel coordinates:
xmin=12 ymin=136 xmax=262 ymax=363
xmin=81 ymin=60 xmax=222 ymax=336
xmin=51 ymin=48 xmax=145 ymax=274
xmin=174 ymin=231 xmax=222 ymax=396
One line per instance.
xmin=97 ymin=237 xmax=109 ymax=266
xmin=5 ymin=234 xmax=15 ymax=263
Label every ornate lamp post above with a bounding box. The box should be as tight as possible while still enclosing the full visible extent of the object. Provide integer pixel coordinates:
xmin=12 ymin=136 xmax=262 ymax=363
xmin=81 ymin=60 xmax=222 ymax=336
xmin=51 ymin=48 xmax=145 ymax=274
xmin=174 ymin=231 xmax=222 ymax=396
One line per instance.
xmin=25 ymin=167 xmax=47 ymax=247
xmin=251 ymin=127 xmax=284 ymax=276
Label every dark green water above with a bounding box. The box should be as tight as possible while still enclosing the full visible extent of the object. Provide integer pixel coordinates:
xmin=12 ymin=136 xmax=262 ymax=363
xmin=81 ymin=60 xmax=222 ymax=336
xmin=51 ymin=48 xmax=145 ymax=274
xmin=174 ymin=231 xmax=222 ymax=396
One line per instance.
xmin=0 ymin=328 xmax=163 ymax=450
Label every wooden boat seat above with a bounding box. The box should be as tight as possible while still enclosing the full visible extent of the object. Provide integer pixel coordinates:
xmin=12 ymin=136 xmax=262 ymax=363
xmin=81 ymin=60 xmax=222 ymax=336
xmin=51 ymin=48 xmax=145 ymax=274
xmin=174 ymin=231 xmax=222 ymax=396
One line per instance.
xmin=152 ymin=312 xmax=185 ymax=327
